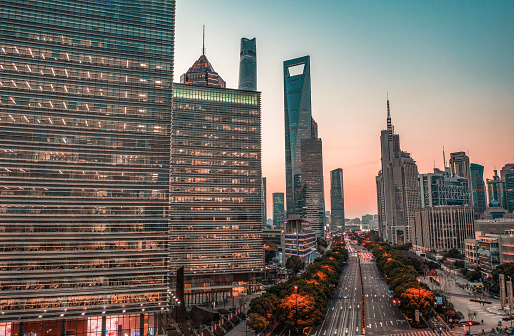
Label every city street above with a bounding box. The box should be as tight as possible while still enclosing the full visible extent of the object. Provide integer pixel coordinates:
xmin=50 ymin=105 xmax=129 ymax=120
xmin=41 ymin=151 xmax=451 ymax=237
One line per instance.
xmin=359 ymin=250 xmax=413 ymax=335
xmin=309 ymin=251 xmax=363 ymax=336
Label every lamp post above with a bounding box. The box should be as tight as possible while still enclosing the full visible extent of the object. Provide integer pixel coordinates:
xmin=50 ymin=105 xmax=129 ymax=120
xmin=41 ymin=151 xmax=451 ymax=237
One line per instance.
xmin=294 ymin=285 xmax=298 ymax=334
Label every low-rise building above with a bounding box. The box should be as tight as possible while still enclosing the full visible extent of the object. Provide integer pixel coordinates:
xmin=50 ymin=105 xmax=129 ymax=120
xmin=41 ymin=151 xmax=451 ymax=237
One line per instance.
xmin=413 ymin=205 xmax=474 ymax=252
xmin=477 ymin=235 xmax=501 ymax=277
xmin=464 ymin=238 xmax=478 ymax=268
xmin=282 ymin=216 xmax=317 ymax=266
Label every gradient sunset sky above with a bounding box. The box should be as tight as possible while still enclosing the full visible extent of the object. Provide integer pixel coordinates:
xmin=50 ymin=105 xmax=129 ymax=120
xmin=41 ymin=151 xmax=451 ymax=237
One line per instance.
xmin=174 ymin=1 xmax=514 ymax=219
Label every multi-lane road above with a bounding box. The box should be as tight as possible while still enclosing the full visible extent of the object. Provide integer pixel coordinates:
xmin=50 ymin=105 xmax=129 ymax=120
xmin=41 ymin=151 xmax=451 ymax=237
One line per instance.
xmin=310 ymin=237 xmax=452 ymax=336
xmin=310 ymin=249 xmax=363 ymax=336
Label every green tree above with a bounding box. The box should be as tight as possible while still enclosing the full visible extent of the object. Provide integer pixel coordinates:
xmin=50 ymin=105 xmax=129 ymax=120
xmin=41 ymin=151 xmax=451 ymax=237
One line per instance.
xmin=286 ymin=255 xmax=305 ymax=274
xmin=247 ymin=313 xmax=269 ymax=334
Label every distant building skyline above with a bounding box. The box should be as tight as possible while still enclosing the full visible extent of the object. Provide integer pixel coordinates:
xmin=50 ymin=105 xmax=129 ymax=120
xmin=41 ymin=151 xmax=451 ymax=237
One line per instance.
xmin=174 ymin=2 xmax=514 ymax=219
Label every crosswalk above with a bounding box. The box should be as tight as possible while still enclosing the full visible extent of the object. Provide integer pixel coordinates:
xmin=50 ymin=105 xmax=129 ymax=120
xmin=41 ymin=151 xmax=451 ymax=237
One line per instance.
xmin=371 ymin=331 xmax=452 ymax=336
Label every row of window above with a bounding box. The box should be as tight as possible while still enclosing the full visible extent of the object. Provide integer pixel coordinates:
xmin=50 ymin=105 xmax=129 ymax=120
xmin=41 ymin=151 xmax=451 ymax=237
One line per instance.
xmin=1 ymin=77 xmax=168 ymax=102
xmin=1 ymin=60 xmax=170 ymax=87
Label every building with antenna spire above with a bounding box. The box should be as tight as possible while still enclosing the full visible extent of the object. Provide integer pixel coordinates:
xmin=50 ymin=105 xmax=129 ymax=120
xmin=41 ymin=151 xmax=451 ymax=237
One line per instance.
xmin=376 ymin=97 xmax=420 ymax=244
xmin=170 ymin=31 xmax=263 ymax=305
xmin=179 ymin=26 xmax=226 ymax=88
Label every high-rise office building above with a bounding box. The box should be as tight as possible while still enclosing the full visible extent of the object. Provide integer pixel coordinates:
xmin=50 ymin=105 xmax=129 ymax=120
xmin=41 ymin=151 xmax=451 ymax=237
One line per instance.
xmin=0 ymin=1 xmax=174 ymax=333
xmin=299 ymin=138 xmax=325 ymax=235
xmin=487 ymin=170 xmax=506 ymax=208
xmin=419 ymin=168 xmax=471 ymax=207
xmin=449 ymin=151 xmax=473 ymax=205
xmin=470 ymin=163 xmax=487 ymax=217
xmin=284 ymin=55 xmax=313 ymax=216
xmin=170 ymin=51 xmax=263 ymax=305
xmin=501 ymin=164 xmax=514 ymax=213
xmin=273 ymin=193 xmax=285 ymax=227
xmin=386 ymin=152 xmax=420 ymax=244
xmin=376 ymin=99 xmax=419 ymax=244
xmin=262 ymin=177 xmax=267 ymax=227
xmin=238 ymin=37 xmax=256 ymax=91
xmin=330 ymin=168 xmax=345 ymax=232
xmin=283 ymin=56 xmax=325 ymax=236
xmin=376 ymin=99 xmax=400 ymax=241
xmin=413 ymin=206 xmax=474 ymax=252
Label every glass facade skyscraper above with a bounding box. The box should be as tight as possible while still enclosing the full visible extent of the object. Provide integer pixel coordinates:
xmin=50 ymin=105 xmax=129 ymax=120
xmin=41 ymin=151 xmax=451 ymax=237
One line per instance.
xmin=330 ymin=168 xmax=345 ymax=232
xmin=470 ymin=163 xmax=487 ymax=217
xmin=283 ymin=56 xmax=325 ymax=237
xmin=238 ymin=37 xmax=257 ymax=91
xmin=170 ymin=81 xmax=263 ymax=304
xmin=272 ymin=192 xmax=285 ymax=228
xmin=0 ymin=0 xmax=174 ymax=333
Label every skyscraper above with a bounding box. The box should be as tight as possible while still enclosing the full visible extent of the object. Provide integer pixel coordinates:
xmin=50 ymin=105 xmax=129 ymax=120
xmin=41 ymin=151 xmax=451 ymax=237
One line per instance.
xmin=450 ymin=151 xmax=473 ymax=205
xmin=300 ymin=138 xmax=325 ymax=235
xmin=238 ymin=37 xmax=257 ymax=91
xmin=330 ymin=168 xmax=345 ymax=232
xmin=471 ymin=163 xmax=487 ymax=217
xmin=170 ymin=50 xmax=263 ymax=305
xmin=377 ymin=99 xmax=400 ymax=241
xmin=284 ymin=56 xmax=313 ymax=216
xmin=0 ymin=0 xmax=175 ymax=333
xmin=283 ymin=56 xmax=325 ymax=236
xmin=376 ymin=99 xmax=420 ymax=244
xmin=273 ymin=193 xmax=285 ymax=227
xmin=487 ymin=170 xmax=506 ymax=208
xmin=501 ymin=164 xmax=514 ymax=213
xmin=262 ymin=177 xmax=267 ymax=227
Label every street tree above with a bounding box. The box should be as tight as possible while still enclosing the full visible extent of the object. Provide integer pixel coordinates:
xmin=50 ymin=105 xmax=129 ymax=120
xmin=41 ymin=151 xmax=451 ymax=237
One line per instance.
xmin=286 ymin=255 xmax=305 ymax=274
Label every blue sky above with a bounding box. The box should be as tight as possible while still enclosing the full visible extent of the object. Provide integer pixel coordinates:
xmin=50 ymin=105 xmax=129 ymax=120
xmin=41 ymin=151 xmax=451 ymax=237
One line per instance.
xmin=174 ymin=1 xmax=514 ymax=218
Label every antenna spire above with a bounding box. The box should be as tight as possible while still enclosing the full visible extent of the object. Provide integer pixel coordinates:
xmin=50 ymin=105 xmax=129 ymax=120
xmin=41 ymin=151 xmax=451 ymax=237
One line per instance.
xmin=443 ymin=146 xmax=446 ymax=168
xmin=386 ymin=94 xmax=393 ymax=132
xmin=202 ymin=25 xmax=205 ymax=55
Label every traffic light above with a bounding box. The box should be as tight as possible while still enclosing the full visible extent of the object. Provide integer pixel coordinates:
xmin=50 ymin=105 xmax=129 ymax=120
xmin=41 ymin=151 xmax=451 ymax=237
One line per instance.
xmin=393 ymin=299 xmax=396 ymax=305
xmin=468 ymin=322 xmax=472 ymax=326
xmin=473 ymin=312 xmax=476 ymax=318
xmin=397 ymin=300 xmax=401 ymax=305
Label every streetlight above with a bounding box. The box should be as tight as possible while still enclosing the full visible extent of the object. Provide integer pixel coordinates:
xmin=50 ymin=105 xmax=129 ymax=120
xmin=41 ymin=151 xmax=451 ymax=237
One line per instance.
xmin=294 ymin=285 xmax=298 ymax=333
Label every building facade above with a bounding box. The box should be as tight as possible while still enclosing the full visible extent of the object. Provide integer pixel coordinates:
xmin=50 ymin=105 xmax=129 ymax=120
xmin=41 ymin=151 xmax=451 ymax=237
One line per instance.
xmin=262 ymin=177 xmax=267 ymax=227
xmin=330 ymin=168 xmax=345 ymax=232
xmin=283 ymin=56 xmax=325 ymax=237
xmin=501 ymin=164 xmax=514 ymax=213
xmin=0 ymin=0 xmax=174 ymax=333
xmin=386 ymin=151 xmax=420 ymax=244
xmin=281 ymin=216 xmax=317 ymax=266
xmin=238 ymin=37 xmax=256 ymax=91
xmin=273 ymin=192 xmax=285 ymax=228
xmin=413 ymin=206 xmax=475 ymax=252
xmin=419 ymin=168 xmax=471 ymax=207
xmin=376 ymin=98 xmax=417 ymax=244
xmin=470 ymin=163 xmax=487 ymax=217
xmin=487 ymin=170 xmax=506 ymax=208
xmin=299 ymin=138 xmax=325 ymax=236
xmin=170 ymin=78 xmax=263 ymax=305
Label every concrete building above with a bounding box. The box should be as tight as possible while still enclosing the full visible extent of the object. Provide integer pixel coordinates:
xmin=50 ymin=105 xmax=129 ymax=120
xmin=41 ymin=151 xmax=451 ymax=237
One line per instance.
xmin=376 ymin=99 xmax=419 ymax=244
xmin=330 ymin=168 xmax=345 ymax=232
xmin=477 ymin=235 xmax=501 ymax=277
xmin=0 ymin=1 xmax=174 ymax=332
xmin=499 ymin=230 xmax=514 ymax=264
xmin=413 ymin=206 xmax=475 ymax=252
xmin=465 ymin=231 xmax=514 ymax=276
xmin=262 ymin=177 xmax=267 ymax=227
xmin=464 ymin=239 xmax=479 ymax=268
xmin=282 ymin=216 xmax=317 ymax=266
xmin=475 ymin=218 xmax=514 ymax=235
